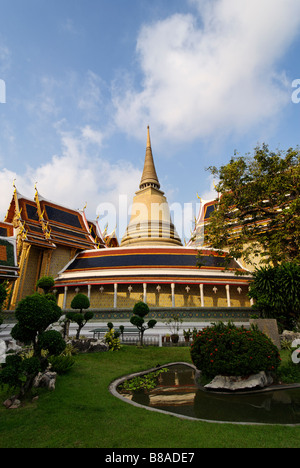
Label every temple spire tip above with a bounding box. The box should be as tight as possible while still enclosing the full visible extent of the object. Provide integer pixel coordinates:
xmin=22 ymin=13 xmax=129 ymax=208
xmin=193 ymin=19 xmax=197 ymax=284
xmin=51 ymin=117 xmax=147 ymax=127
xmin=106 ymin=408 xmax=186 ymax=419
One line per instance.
xmin=139 ymin=126 xmax=160 ymax=190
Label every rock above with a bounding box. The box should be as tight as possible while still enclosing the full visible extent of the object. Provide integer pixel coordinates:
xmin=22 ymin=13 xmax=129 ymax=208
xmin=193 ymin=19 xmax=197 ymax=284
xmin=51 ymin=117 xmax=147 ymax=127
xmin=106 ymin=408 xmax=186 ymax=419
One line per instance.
xmin=205 ymin=371 xmax=273 ymax=392
xmin=5 ymin=339 xmax=22 ymax=353
xmin=0 ymin=339 xmax=6 ymax=364
xmin=3 ymin=396 xmax=21 ymax=409
xmin=33 ymin=371 xmax=57 ymax=390
xmin=9 ymin=399 xmax=21 ymax=409
xmin=3 ymin=398 xmax=13 ymax=408
xmin=68 ymin=338 xmax=109 ymax=353
xmin=0 ymin=339 xmax=22 ymax=364
xmin=281 ymin=330 xmax=300 ymax=343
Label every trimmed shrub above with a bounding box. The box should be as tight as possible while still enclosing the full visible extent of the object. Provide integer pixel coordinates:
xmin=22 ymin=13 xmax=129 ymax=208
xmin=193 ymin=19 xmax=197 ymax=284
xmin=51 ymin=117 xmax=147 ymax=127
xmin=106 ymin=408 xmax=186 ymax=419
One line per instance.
xmin=38 ymin=330 xmax=66 ymax=356
xmin=14 ymin=293 xmax=62 ymax=333
xmin=130 ymin=301 xmax=157 ymax=346
xmin=190 ymin=322 xmax=281 ymax=379
xmin=36 ymin=276 xmax=55 ymax=293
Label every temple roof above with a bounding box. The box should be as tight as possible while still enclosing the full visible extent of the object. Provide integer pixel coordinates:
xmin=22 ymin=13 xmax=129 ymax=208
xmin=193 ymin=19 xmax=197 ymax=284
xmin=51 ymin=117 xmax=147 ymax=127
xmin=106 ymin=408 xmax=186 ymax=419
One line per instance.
xmin=54 ymin=245 xmax=251 ymax=288
xmin=4 ymin=187 xmax=105 ymax=251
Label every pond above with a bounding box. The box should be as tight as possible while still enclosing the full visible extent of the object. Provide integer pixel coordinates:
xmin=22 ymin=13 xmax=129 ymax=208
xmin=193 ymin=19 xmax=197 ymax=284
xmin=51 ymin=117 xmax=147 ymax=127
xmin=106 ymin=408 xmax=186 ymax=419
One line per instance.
xmin=111 ymin=362 xmax=300 ymax=425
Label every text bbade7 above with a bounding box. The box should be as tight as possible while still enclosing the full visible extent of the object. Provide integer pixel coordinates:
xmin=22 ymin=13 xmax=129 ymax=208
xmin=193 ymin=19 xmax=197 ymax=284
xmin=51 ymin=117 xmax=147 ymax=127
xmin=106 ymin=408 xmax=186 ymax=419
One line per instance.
xmin=292 ymin=79 xmax=300 ymax=103
xmin=0 ymin=79 xmax=5 ymax=103
xmin=105 ymin=452 xmax=195 ymax=465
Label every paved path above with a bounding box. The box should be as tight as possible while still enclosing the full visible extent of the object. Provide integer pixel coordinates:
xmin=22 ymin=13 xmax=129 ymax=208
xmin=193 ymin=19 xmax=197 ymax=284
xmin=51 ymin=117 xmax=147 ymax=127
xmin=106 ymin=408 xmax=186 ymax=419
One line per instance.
xmin=0 ymin=319 xmax=250 ymax=342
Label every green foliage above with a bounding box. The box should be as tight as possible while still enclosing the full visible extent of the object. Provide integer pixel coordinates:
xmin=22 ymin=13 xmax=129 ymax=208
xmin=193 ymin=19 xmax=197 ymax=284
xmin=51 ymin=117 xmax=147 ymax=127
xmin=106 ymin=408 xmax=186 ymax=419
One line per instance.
xmin=205 ymin=145 xmax=300 ymax=267
xmin=147 ymin=319 xmax=157 ymax=329
xmin=48 ymin=354 xmax=75 ymax=375
xmin=104 ymin=328 xmax=121 ymax=351
xmin=119 ymin=368 xmax=169 ymax=393
xmin=1 ymin=292 xmax=63 ymax=398
xmin=190 ymin=322 xmax=281 ymax=379
xmin=37 ymin=330 xmax=66 ymax=356
xmin=67 ymin=308 xmax=94 ymax=339
xmin=0 ymin=283 xmax=7 ymax=310
xmin=0 ymin=355 xmax=41 ymax=392
xmin=36 ymin=276 xmax=55 ymax=293
xmin=133 ymin=301 xmax=150 ymax=317
xmin=68 ymin=294 xmax=93 ymax=339
xmin=70 ymin=293 xmax=90 ymax=312
xmin=14 ymin=293 xmax=62 ymax=334
xmin=249 ymin=262 xmax=300 ymax=331
xmin=276 ymin=360 xmax=300 ymax=383
xmin=130 ymin=301 xmax=157 ymax=346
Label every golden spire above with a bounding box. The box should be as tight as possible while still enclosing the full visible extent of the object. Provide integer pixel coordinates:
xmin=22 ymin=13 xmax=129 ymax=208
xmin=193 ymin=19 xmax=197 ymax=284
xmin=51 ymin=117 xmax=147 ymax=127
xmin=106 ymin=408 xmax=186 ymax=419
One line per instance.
xmin=34 ymin=185 xmax=52 ymax=241
xmin=120 ymin=126 xmax=182 ymax=247
xmin=139 ymin=126 xmax=160 ymax=190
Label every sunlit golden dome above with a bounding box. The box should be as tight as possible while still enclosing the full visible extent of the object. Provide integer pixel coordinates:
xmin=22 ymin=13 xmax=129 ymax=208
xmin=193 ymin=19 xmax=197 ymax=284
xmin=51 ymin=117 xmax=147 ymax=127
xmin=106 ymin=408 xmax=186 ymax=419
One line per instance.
xmin=120 ymin=126 xmax=182 ymax=247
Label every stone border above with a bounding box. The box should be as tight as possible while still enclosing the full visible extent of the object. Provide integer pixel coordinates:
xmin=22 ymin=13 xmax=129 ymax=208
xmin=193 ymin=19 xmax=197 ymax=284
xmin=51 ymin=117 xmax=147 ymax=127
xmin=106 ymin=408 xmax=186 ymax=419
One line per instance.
xmin=109 ymin=362 xmax=300 ymax=426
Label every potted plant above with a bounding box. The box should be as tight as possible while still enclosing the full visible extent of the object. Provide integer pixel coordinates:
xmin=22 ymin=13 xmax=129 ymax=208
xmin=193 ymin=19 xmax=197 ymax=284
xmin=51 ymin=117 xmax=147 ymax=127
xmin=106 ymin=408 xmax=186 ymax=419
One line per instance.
xmin=165 ymin=334 xmax=171 ymax=342
xmin=165 ymin=314 xmax=182 ymax=344
xmin=171 ymin=334 xmax=179 ymax=343
xmin=183 ymin=328 xmax=192 ymax=342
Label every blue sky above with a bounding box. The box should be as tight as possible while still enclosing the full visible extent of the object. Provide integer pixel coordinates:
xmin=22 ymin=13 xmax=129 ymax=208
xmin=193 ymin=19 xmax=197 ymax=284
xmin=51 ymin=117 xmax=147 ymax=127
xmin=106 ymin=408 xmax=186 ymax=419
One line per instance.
xmin=1 ymin=0 xmax=300 ymax=242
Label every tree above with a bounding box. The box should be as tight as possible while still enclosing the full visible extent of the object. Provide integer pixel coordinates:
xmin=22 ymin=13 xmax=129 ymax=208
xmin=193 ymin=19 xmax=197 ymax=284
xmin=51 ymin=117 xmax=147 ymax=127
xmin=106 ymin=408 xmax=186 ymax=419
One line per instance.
xmin=11 ymin=293 xmax=63 ymax=356
xmin=249 ymin=262 xmax=300 ymax=331
xmin=67 ymin=293 xmax=93 ymax=339
xmin=36 ymin=276 xmax=55 ymax=294
xmin=204 ymin=145 xmax=300 ymax=268
xmin=130 ymin=301 xmax=157 ymax=346
xmin=1 ymin=293 xmax=65 ymax=398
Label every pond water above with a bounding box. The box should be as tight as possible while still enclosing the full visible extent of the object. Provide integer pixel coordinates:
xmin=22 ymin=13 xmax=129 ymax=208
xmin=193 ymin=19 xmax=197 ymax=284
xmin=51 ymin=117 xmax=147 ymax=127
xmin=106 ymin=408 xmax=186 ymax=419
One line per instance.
xmin=116 ymin=363 xmax=300 ymax=425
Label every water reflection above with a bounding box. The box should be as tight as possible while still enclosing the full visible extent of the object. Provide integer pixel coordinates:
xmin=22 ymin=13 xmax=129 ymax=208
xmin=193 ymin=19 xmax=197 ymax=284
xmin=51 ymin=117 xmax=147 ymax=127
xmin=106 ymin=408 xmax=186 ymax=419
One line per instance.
xmin=118 ymin=363 xmax=300 ymax=425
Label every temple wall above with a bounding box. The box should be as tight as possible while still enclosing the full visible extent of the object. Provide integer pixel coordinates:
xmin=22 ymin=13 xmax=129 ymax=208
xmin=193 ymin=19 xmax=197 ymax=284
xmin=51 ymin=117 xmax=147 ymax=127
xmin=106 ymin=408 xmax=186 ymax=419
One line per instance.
xmin=59 ymin=282 xmax=251 ymax=311
xmin=49 ymin=246 xmax=75 ymax=278
xmin=20 ymin=246 xmax=41 ymax=299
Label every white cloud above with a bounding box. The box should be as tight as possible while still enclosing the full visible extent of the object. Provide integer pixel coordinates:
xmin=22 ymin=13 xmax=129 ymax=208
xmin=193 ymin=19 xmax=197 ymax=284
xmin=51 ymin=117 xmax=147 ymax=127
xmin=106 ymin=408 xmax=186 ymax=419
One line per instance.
xmin=0 ymin=42 xmax=11 ymax=74
xmin=113 ymin=0 xmax=300 ymax=144
xmin=0 ymin=127 xmax=141 ymax=237
xmin=81 ymin=125 xmax=104 ymax=146
xmin=77 ymin=70 xmax=105 ymax=119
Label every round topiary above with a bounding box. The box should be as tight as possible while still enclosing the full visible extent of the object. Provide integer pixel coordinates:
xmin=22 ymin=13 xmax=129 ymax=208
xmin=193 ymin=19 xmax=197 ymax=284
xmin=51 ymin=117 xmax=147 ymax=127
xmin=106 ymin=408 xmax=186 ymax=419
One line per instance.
xmin=36 ymin=276 xmax=55 ymax=293
xmin=71 ymin=293 xmax=90 ymax=312
xmin=132 ymin=301 xmax=150 ymax=318
xmin=15 ymin=293 xmax=62 ymax=333
xmin=190 ymin=322 xmax=281 ymax=379
xmin=38 ymin=330 xmax=66 ymax=356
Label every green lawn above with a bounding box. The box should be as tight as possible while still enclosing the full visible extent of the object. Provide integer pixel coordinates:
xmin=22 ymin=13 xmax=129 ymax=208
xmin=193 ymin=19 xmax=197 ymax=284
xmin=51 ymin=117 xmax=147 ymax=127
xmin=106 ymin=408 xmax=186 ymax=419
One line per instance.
xmin=1 ymin=346 xmax=300 ymax=448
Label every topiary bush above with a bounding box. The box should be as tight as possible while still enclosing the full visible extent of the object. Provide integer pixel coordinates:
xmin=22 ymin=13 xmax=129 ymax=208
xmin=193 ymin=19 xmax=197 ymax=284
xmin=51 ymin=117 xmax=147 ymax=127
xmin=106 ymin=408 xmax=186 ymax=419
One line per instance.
xmin=37 ymin=330 xmax=66 ymax=356
xmin=1 ymin=292 xmax=64 ymax=399
xmin=190 ymin=322 xmax=281 ymax=379
xmin=36 ymin=275 xmax=55 ymax=294
xmin=68 ymin=293 xmax=93 ymax=339
xmin=130 ymin=301 xmax=157 ymax=346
